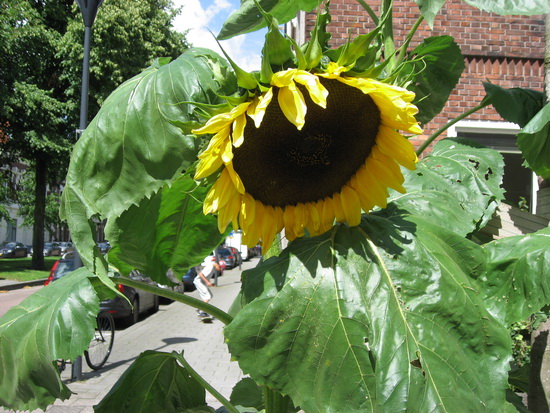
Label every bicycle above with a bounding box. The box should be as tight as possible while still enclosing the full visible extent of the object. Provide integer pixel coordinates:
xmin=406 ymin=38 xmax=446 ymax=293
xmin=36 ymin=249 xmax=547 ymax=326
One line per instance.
xmin=57 ymin=311 xmax=115 ymax=372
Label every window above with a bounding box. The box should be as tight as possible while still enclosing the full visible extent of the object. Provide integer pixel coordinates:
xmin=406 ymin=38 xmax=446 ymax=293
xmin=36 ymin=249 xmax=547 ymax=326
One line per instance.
xmin=448 ymin=121 xmax=538 ymax=213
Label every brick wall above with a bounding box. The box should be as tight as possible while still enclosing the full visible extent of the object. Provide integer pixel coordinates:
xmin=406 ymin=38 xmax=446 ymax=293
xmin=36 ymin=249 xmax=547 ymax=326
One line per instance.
xmin=304 ymin=0 xmax=546 ymax=151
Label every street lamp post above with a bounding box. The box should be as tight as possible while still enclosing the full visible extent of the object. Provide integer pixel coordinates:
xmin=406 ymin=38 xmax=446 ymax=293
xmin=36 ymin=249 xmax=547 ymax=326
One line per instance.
xmin=72 ymin=0 xmax=103 ymax=382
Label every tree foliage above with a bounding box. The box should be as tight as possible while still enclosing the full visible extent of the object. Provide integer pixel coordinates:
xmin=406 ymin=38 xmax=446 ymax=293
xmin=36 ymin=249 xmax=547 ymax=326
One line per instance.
xmin=0 ymin=0 xmax=189 ymax=266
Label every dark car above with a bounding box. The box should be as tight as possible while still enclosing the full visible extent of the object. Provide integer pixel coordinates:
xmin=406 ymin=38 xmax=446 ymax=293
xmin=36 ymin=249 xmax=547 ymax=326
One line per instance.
xmin=43 ymin=242 xmax=62 ymax=256
xmin=227 ymin=246 xmax=242 ymax=268
xmin=0 ymin=242 xmax=28 ymax=258
xmin=182 ymin=267 xmax=197 ymax=292
xmin=217 ymin=247 xmax=237 ymax=269
xmin=44 ymin=254 xmax=159 ymax=326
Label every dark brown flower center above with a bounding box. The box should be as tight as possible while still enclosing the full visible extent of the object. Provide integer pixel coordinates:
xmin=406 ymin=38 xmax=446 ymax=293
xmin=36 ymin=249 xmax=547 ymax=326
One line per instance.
xmin=232 ymin=77 xmax=381 ymax=207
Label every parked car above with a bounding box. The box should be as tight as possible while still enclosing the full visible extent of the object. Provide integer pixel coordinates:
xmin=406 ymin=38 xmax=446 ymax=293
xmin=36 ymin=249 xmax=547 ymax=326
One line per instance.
xmin=0 ymin=242 xmax=28 ymax=258
xmin=227 ymin=246 xmax=242 ymax=268
xmin=182 ymin=267 xmax=197 ymax=292
xmin=59 ymin=242 xmax=75 ymax=255
xmin=44 ymin=253 xmax=159 ymax=326
xmin=97 ymin=241 xmax=111 ymax=254
xmin=216 ymin=247 xmax=236 ymax=269
xmin=43 ymin=242 xmax=62 ymax=256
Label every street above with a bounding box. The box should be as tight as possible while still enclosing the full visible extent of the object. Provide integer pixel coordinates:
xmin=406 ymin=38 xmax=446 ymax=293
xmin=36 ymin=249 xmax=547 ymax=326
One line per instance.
xmin=0 ymin=257 xmax=260 ymax=412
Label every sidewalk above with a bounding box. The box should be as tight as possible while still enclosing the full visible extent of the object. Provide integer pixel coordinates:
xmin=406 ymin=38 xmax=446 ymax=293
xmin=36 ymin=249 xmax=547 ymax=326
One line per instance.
xmin=1 ymin=258 xmax=260 ymax=413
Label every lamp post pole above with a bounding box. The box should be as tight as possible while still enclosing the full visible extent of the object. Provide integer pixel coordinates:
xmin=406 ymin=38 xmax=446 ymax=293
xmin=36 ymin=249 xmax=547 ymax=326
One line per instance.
xmin=72 ymin=0 xmax=103 ymax=382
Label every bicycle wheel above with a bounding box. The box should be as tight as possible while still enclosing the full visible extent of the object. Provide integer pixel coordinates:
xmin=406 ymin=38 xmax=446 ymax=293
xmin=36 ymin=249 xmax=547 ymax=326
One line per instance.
xmin=85 ymin=311 xmax=115 ymax=370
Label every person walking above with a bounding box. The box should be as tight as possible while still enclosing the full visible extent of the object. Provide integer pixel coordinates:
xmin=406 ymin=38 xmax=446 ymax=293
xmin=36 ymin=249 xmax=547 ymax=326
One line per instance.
xmin=194 ymin=259 xmax=220 ymax=319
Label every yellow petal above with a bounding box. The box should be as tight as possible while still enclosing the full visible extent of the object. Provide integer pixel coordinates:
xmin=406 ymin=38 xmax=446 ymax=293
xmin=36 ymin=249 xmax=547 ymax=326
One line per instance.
xmin=292 ymin=204 xmax=307 ymax=238
xmin=218 ymin=193 xmax=241 ymax=233
xmin=239 ymin=193 xmax=256 ymax=232
xmin=271 ymin=69 xmax=299 ymax=87
xmin=283 ymin=205 xmax=297 ymax=241
xmin=225 ymin=161 xmax=245 ymax=194
xmin=340 ymin=185 xmax=362 ymax=226
xmin=319 ymin=198 xmax=335 ymax=233
xmin=369 ymin=151 xmax=406 ymax=194
xmin=278 ymin=83 xmax=307 ymax=130
xmin=306 ymin=202 xmax=321 ymax=235
xmin=332 ymin=193 xmax=346 ymax=223
xmin=232 ymin=112 xmax=247 ymax=148
xmin=376 ymin=126 xmax=418 ymax=170
xmin=350 ymin=173 xmax=375 ymax=213
xmin=203 ymin=169 xmax=234 ymax=214
xmin=294 ymin=72 xmax=328 ymax=109
xmin=248 ymin=88 xmax=273 ymax=128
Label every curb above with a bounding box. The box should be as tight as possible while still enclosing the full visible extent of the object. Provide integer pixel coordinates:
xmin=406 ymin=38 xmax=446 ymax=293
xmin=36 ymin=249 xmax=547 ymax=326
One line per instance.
xmin=0 ymin=279 xmax=47 ymax=291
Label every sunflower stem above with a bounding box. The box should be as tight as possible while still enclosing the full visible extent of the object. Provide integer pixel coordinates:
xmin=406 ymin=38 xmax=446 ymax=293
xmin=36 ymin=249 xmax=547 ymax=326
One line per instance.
xmin=415 ymin=96 xmax=491 ymax=156
xmin=264 ymin=386 xmax=291 ymax=413
xmin=114 ymin=276 xmax=233 ymax=325
xmin=380 ymin=0 xmax=396 ymax=70
xmin=395 ymin=15 xmax=424 ymax=67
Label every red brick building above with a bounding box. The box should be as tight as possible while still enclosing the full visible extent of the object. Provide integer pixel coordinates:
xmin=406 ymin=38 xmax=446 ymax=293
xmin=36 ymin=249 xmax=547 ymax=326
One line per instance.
xmin=287 ymin=0 xmax=546 ymax=212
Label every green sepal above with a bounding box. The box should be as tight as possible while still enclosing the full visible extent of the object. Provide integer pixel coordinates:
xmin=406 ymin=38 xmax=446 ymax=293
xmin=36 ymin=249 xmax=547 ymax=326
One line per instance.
xmin=213 ymin=36 xmax=258 ymax=90
xmin=325 ymin=28 xmax=381 ymax=69
xmin=288 ymin=36 xmax=307 ymax=70
xmin=304 ymin=1 xmax=332 ymax=69
xmin=255 ymin=1 xmax=295 ymax=75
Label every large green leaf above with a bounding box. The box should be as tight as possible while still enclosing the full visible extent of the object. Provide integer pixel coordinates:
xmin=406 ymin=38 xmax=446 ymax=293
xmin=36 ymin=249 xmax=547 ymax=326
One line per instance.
xmin=61 ymin=48 xmax=236 ymax=222
xmin=483 ymin=83 xmax=545 ymax=129
xmin=218 ymin=0 xmax=322 ymax=40
xmin=407 ymin=36 xmax=465 ymax=125
xmin=95 ymin=351 xmax=209 ymax=413
xmin=394 ymin=138 xmax=505 ymax=236
xmin=517 ymin=103 xmax=550 ymax=180
xmin=480 ymin=227 xmax=550 ymax=326
xmin=225 ymin=213 xmax=513 ymax=412
xmin=414 ymin=0 xmax=446 ymax=28
xmin=462 ymin=0 xmax=550 ymax=15
xmin=105 ymin=175 xmax=222 ymax=283
xmin=0 ymin=268 xmax=99 ymax=411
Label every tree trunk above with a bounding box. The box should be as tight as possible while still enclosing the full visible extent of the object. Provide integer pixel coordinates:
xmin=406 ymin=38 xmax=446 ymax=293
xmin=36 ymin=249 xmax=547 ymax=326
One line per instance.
xmin=527 ymin=13 xmax=550 ymax=413
xmin=31 ymin=156 xmax=47 ymax=271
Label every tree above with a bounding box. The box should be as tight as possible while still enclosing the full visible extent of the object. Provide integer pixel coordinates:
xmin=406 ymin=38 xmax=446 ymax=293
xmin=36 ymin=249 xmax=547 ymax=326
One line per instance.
xmin=0 ymin=0 xmax=189 ymax=269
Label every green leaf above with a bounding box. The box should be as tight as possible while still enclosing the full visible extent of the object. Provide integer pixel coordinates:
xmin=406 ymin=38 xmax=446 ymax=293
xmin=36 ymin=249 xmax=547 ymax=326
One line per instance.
xmin=483 ymin=83 xmax=545 ymax=128
xmin=517 ymin=103 xmax=550 ymax=180
xmin=395 ymin=138 xmax=505 ymax=236
xmin=229 ymin=378 xmax=264 ymax=411
xmin=0 ymin=268 xmax=99 ymax=411
xmin=480 ymin=227 xmax=550 ymax=326
xmin=414 ymin=0 xmax=446 ymax=28
xmin=461 ymin=0 xmax=550 ymax=15
xmin=61 ymin=48 xmax=236 ymax=222
xmin=95 ymin=351 xmax=209 ymax=413
xmin=105 ymin=175 xmax=222 ymax=283
xmin=225 ymin=214 xmax=513 ymax=412
xmin=218 ymin=0 xmax=322 ymax=40
xmin=406 ymin=36 xmax=465 ymax=125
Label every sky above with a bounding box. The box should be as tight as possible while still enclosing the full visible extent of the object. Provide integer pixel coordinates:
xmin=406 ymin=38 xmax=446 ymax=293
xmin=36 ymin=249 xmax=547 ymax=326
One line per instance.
xmin=171 ymin=0 xmax=266 ymax=72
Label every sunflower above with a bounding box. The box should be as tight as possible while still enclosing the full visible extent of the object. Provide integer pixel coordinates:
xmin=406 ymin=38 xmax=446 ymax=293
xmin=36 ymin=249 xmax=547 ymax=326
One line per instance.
xmin=193 ymin=63 xmax=422 ymax=252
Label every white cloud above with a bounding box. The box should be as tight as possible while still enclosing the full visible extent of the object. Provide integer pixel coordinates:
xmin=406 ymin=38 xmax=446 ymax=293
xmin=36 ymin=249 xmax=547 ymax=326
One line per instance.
xmin=172 ymin=0 xmax=262 ymax=72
